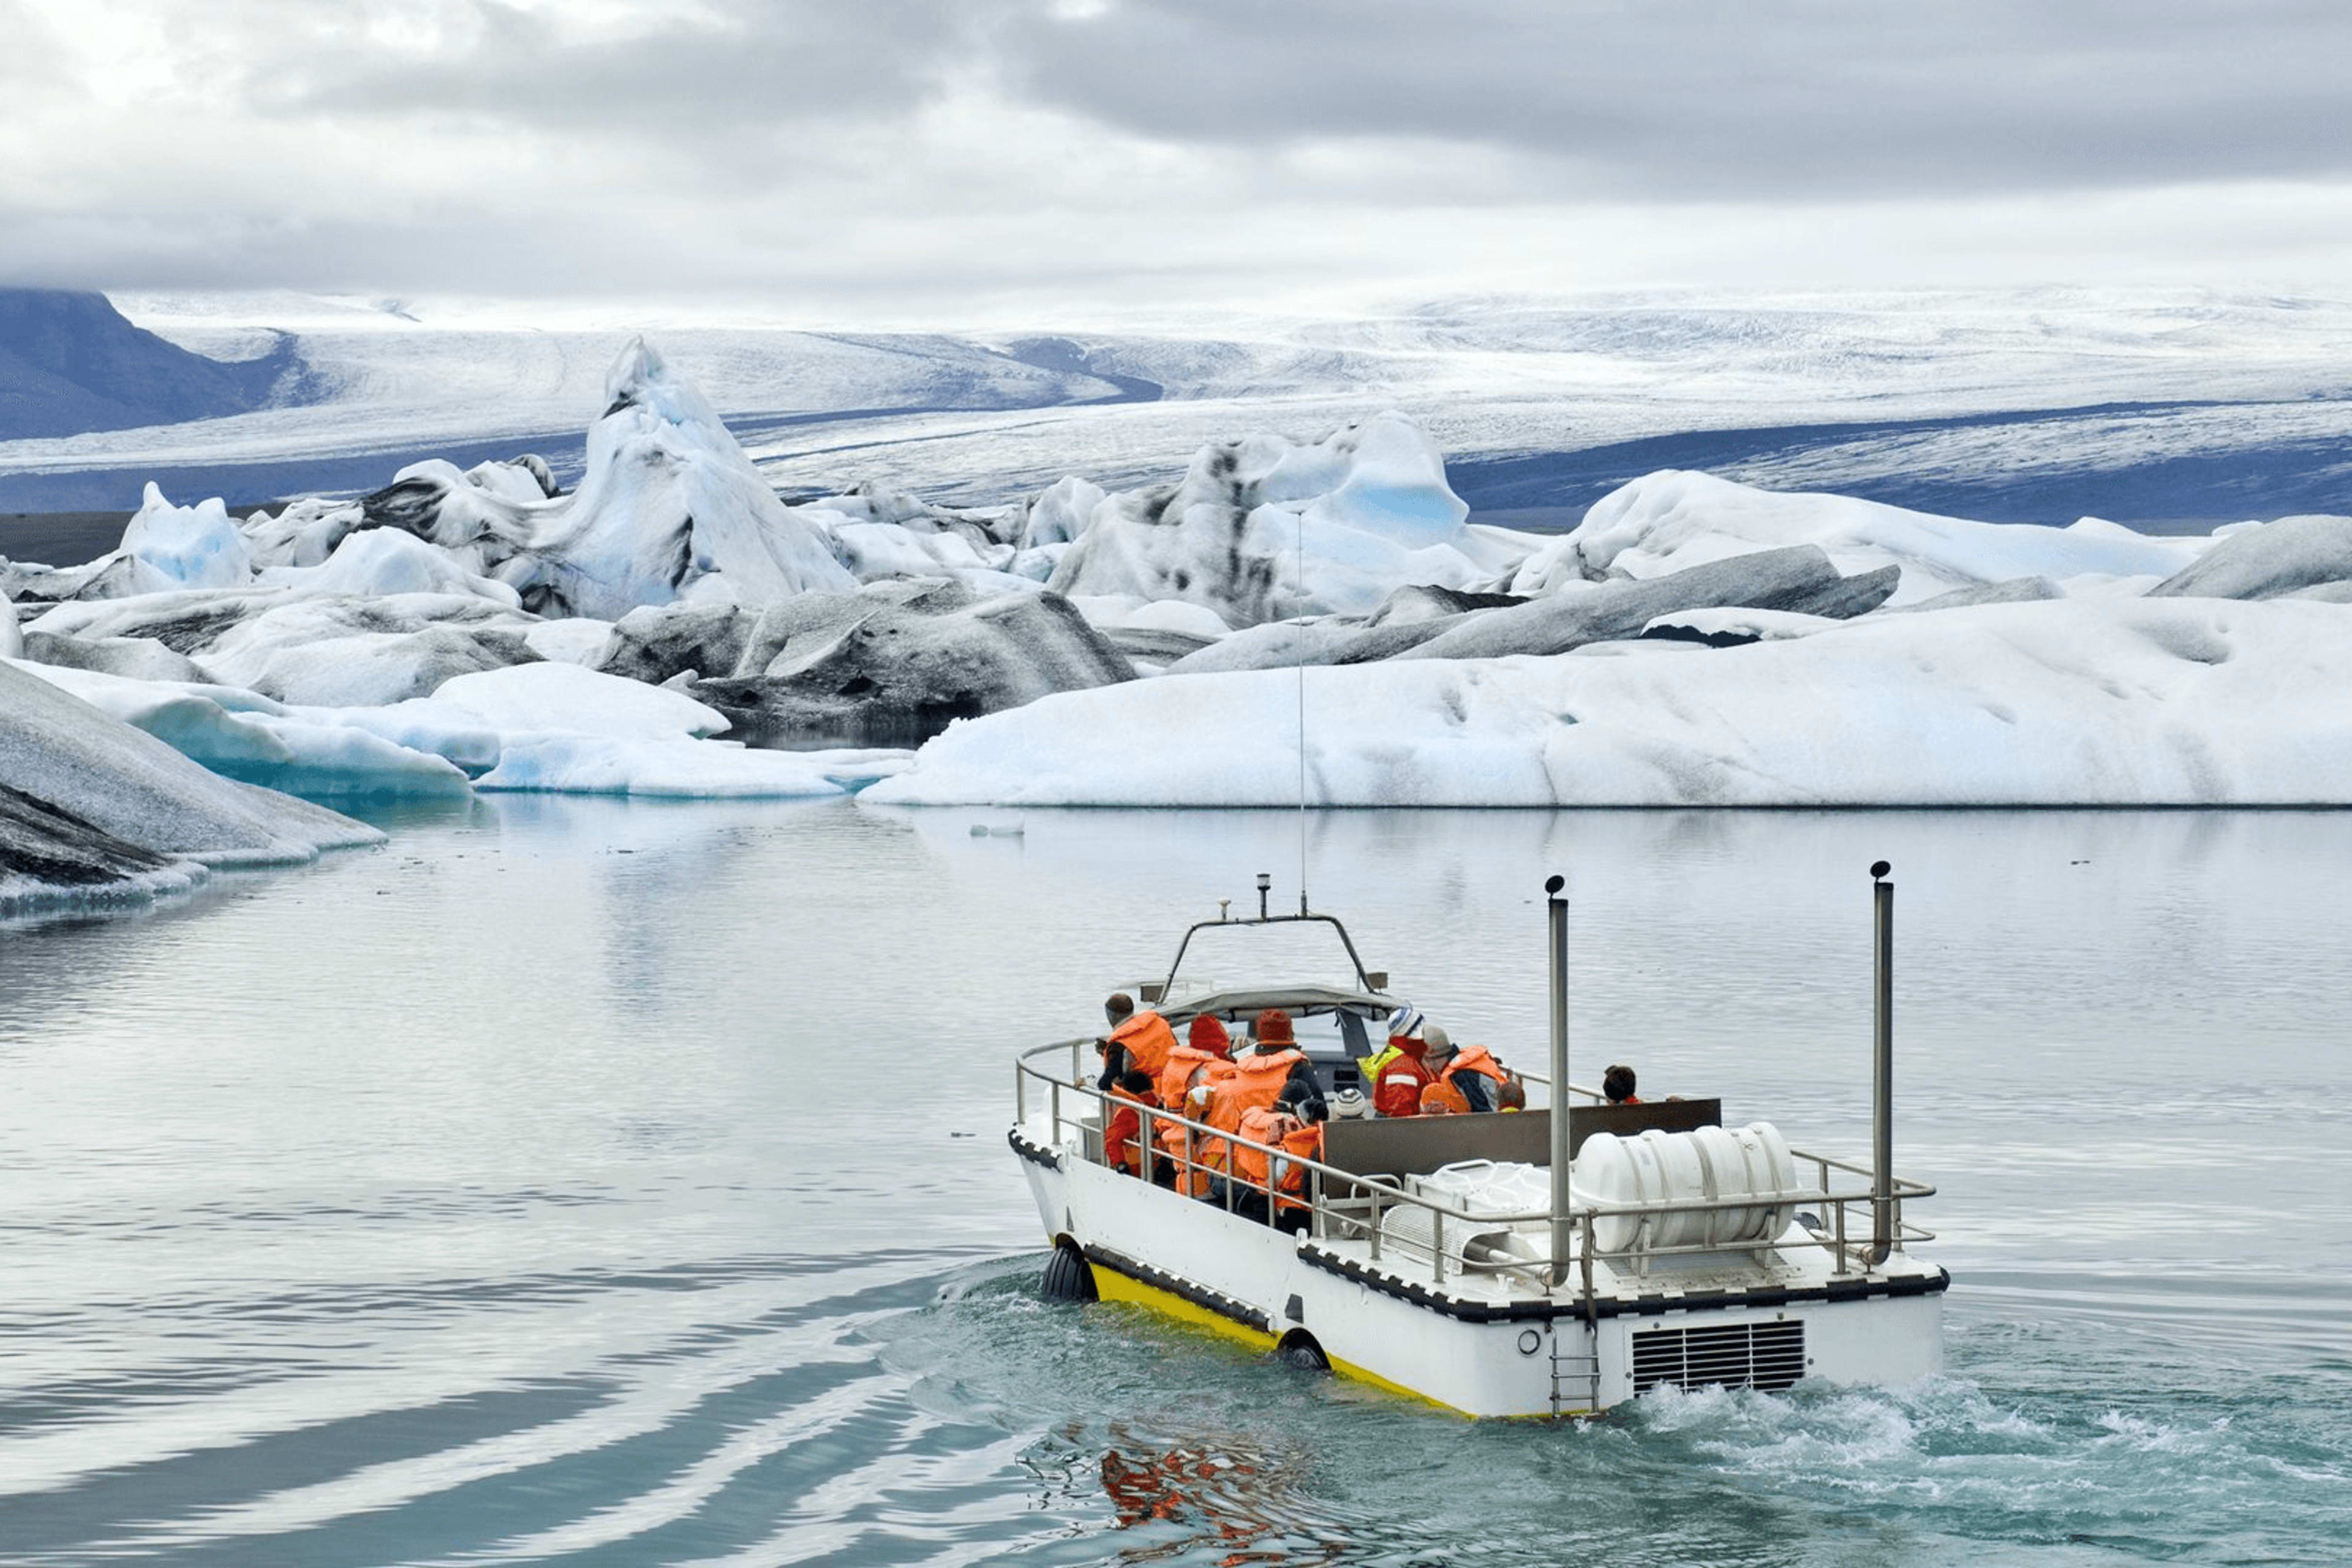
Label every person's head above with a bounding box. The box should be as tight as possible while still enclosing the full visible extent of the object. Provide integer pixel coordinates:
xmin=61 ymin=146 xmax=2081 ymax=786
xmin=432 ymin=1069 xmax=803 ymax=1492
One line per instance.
xmin=1189 ymin=1014 xmax=1232 ymax=1059
xmin=1422 ymin=1022 xmax=1453 ymax=1066
xmin=1118 ymin=1069 xmax=1155 ymax=1098
xmin=1105 ymin=992 xmax=1135 ymax=1026
xmin=1387 ymin=1005 xmax=1425 ymax=1045
xmin=1277 ymin=1076 xmax=1325 ymax=1123
xmin=1603 ymin=1063 xmax=1637 ymax=1104
xmin=1498 ymin=1074 xmax=1528 ymax=1111
xmin=1254 ymin=1008 xmax=1295 ymax=1049
xmin=1330 ymin=1086 xmax=1369 ymax=1120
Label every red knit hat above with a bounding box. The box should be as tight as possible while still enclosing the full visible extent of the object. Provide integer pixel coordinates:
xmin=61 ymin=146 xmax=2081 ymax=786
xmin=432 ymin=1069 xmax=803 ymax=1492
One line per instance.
xmin=1189 ymin=1014 xmax=1232 ymax=1059
xmin=1254 ymin=1008 xmax=1295 ymax=1046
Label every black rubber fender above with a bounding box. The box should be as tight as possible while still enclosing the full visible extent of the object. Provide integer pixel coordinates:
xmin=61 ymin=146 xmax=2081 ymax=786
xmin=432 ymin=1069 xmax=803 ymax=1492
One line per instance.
xmin=1275 ymin=1329 xmax=1330 ymax=1373
xmin=1040 ymin=1241 xmax=1098 ymax=1304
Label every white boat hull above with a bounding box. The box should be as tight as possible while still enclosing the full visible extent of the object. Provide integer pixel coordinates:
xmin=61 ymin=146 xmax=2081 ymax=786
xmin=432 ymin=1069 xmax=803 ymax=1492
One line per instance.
xmin=1015 ymin=1121 xmax=1945 ymax=1419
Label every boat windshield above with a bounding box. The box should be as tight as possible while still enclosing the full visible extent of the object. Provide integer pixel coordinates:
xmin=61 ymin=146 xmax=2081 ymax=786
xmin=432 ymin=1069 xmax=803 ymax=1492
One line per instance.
xmin=1162 ymin=916 xmax=1370 ymax=999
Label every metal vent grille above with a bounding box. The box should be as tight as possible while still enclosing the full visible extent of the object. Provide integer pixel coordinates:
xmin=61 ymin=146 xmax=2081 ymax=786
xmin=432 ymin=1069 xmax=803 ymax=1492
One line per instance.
xmin=1630 ymin=1319 xmax=1806 ymax=1395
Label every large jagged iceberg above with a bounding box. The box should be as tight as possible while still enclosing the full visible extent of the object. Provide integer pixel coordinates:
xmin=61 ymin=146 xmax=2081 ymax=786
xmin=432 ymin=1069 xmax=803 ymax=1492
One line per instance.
xmin=865 ymin=597 xmax=2352 ymax=807
xmin=1046 ymin=412 xmax=1519 ymax=625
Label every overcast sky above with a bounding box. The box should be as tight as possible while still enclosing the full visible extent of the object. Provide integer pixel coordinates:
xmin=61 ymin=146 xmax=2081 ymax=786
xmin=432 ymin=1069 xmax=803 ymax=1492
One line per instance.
xmin=5 ymin=0 xmax=2350 ymax=325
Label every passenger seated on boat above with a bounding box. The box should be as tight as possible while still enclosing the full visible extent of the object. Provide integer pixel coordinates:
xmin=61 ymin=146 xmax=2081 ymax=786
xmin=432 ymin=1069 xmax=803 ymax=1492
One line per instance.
xmin=1497 ymin=1074 xmax=1528 ymax=1112
xmin=1104 ymin=1069 xmax=1158 ymax=1178
xmin=1199 ymin=1011 xmax=1316 ymax=1191
xmin=1371 ymin=1007 xmax=1434 ymax=1118
xmin=1603 ymin=1063 xmax=1642 ymax=1104
xmin=1098 ymin=993 xmax=1179 ymax=1089
xmin=1421 ymin=1024 xmax=1509 ymax=1113
xmin=1419 ymin=1079 xmax=1468 ymax=1115
xmin=1159 ymin=1063 xmax=1227 ymax=1196
xmin=1270 ymin=1084 xmax=1329 ymax=1234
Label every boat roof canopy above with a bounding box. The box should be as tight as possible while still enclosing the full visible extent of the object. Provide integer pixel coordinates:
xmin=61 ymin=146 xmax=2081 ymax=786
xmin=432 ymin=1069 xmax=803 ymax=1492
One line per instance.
xmin=1161 ymin=984 xmax=1394 ymax=1023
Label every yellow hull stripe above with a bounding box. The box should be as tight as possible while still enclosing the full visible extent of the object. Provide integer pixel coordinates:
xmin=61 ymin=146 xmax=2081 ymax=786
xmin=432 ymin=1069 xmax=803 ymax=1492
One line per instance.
xmin=1086 ymin=1256 xmax=1479 ymax=1417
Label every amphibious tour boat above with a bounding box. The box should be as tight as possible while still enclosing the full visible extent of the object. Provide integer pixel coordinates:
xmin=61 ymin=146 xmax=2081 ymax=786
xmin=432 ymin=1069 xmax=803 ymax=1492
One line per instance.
xmin=1008 ymin=865 xmax=1948 ymax=1418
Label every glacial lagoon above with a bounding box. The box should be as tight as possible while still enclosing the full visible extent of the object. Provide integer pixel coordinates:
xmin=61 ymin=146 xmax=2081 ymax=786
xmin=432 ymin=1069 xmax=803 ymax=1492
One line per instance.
xmin=2 ymin=801 xmax=2347 ymax=1564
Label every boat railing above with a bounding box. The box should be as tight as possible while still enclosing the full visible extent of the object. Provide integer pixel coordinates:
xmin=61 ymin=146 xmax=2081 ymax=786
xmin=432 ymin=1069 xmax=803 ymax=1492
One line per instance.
xmin=1016 ymin=1041 xmax=1935 ymax=1308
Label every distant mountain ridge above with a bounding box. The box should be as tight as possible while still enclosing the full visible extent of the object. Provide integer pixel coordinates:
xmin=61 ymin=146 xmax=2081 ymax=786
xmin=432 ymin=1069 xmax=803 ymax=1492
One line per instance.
xmin=0 ymin=289 xmax=300 ymax=440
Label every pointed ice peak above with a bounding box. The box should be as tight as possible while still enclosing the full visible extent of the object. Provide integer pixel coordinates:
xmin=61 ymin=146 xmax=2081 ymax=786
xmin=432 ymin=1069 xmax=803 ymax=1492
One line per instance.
xmin=603 ymin=334 xmax=667 ymax=409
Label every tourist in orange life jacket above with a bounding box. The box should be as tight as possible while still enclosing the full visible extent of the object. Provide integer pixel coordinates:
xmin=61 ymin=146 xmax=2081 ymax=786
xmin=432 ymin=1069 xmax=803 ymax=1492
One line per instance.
xmin=1422 ymin=1023 xmax=1510 ymax=1112
xmin=1158 ymin=1060 xmax=1228 ymax=1196
xmin=1268 ymin=1078 xmax=1329 ymax=1234
xmin=1372 ymin=1006 xmax=1434 ymax=1118
xmin=1604 ymin=1063 xmax=1642 ymax=1104
xmin=1498 ymin=1072 xmax=1529 ymax=1111
xmin=1419 ymin=1077 xmax=1469 ymax=1115
xmin=1104 ymin=1068 xmax=1157 ymax=1178
xmin=1200 ymin=1009 xmax=1324 ymax=1199
xmin=1096 ymin=992 xmax=1179 ymax=1090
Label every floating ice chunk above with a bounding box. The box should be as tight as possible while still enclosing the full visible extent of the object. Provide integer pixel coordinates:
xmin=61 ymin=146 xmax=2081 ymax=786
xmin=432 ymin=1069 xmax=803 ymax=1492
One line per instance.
xmin=867 ymin=598 xmax=2352 ymax=807
xmin=1018 ymin=477 xmax=1109 ymax=549
xmin=197 ymin=595 xmax=541 ymax=707
xmin=242 ymin=497 xmax=363 ymax=570
xmin=522 ymin=617 xmax=617 ymax=666
xmin=472 ymin=736 xmax=854 ymax=797
xmin=0 ymin=659 xmax=382 ymax=864
xmin=1511 ymin=470 xmax=2203 ymax=604
xmin=430 ymin=660 xmax=733 ymax=741
xmin=827 ymin=519 xmax=1011 ymax=582
xmin=119 ymin=484 xmax=252 ymax=591
xmin=266 ymin=527 xmax=523 ymax=607
xmin=9 ymin=662 xmax=472 ymax=797
xmin=1047 ymin=411 xmax=1489 ymax=625
xmin=2146 ymin=514 xmax=2352 ymax=600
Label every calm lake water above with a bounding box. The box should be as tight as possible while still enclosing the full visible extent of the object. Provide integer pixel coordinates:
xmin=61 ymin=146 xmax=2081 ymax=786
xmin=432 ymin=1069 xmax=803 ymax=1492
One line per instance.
xmin=2 ymin=801 xmax=2346 ymax=1565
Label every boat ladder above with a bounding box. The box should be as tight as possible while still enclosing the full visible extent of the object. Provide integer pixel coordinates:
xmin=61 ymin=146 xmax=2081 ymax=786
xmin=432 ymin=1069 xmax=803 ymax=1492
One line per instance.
xmin=1548 ymin=1333 xmax=1600 ymax=1418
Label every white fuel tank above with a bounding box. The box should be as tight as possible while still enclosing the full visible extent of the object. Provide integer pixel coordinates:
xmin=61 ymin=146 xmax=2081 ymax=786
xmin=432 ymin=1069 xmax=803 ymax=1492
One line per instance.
xmin=1572 ymin=1121 xmax=1804 ymax=1254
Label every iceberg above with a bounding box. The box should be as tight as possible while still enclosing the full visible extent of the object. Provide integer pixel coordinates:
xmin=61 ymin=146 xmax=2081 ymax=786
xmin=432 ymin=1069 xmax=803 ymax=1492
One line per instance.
xmin=0 ymin=660 xmax=382 ymax=870
xmin=2146 ymin=514 xmax=2352 ymax=600
xmin=9 ymin=661 xmax=472 ymax=797
xmin=1510 ymin=470 xmax=2203 ymax=604
xmin=497 ymin=339 xmax=855 ymax=616
xmin=118 ymin=483 xmax=252 ymax=592
xmin=865 ymin=598 xmax=2352 ymax=808
xmin=1045 ymin=412 xmax=1517 ymax=625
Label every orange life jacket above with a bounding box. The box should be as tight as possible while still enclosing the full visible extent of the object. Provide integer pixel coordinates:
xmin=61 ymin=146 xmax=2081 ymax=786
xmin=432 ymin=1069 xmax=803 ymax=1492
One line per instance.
xmin=1202 ymin=1048 xmax=1302 ymax=1174
xmin=1232 ymin=1106 xmax=1283 ymax=1187
xmin=1274 ymin=1122 xmax=1324 ymax=1212
xmin=1109 ymin=1010 xmax=1178 ymax=1079
xmin=1420 ymin=1077 xmax=1471 ymax=1115
xmin=1155 ymin=1043 xmax=1224 ymax=1113
xmin=1447 ymin=1044 xmax=1507 ymax=1085
xmin=1158 ymin=1060 xmax=1233 ymax=1196
xmin=1105 ymin=1084 xmax=1153 ymax=1175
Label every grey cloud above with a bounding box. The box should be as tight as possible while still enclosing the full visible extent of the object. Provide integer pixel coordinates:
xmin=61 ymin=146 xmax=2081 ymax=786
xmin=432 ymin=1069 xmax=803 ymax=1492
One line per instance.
xmin=257 ymin=1 xmax=982 ymax=141
xmin=982 ymin=0 xmax=2352 ymax=198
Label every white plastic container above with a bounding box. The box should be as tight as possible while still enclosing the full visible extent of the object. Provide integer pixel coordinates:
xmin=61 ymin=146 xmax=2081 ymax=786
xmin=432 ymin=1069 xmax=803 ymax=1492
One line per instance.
xmin=1572 ymin=1121 xmax=1803 ymax=1255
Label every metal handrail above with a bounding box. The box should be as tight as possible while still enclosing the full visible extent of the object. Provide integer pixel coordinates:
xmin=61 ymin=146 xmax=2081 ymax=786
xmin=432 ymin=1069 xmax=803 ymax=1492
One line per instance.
xmin=1015 ymin=1042 xmax=1937 ymax=1297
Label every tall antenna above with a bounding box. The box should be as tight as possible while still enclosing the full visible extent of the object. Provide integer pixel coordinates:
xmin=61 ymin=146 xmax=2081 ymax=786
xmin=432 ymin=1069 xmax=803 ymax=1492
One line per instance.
xmin=1296 ymin=503 xmax=1309 ymax=914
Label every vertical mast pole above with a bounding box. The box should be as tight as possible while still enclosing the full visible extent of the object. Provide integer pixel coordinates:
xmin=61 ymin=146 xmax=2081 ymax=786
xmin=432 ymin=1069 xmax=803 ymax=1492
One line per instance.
xmin=1546 ymin=874 xmax=1572 ymax=1287
xmin=1871 ymin=859 xmax=1894 ymax=1264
